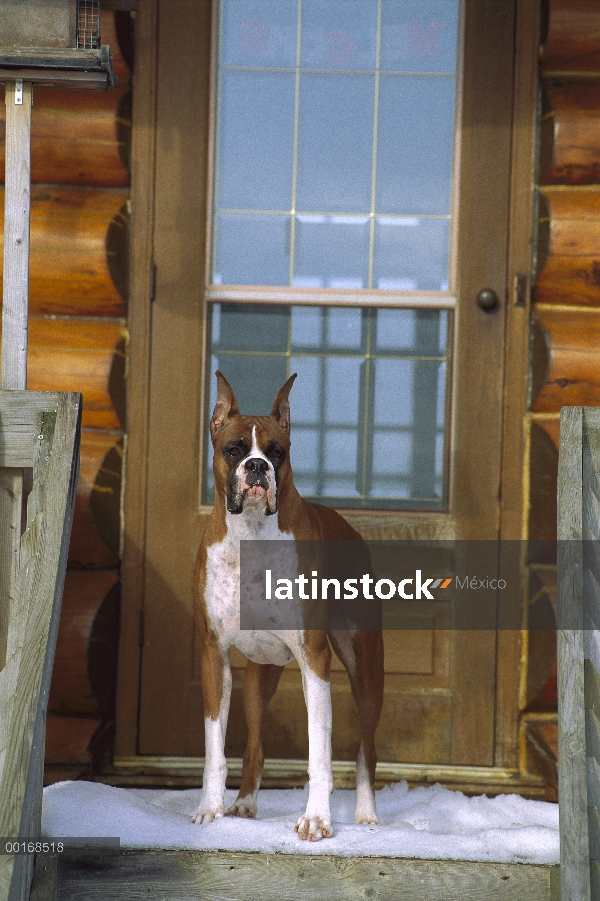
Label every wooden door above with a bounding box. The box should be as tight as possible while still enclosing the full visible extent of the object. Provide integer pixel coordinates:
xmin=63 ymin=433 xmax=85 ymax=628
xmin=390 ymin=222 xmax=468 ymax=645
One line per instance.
xmin=117 ymin=0 xmax=539 ymax=782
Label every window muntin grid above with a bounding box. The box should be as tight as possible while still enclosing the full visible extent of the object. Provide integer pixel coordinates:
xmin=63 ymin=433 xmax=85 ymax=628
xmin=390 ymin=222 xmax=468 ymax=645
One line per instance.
xmin=206 ymin=1 xmax=460 ymax=509
xmin=211 ymin=0 xmax=459 ymax=291
xmin=204 ymin=304 xmax=449 ymax=510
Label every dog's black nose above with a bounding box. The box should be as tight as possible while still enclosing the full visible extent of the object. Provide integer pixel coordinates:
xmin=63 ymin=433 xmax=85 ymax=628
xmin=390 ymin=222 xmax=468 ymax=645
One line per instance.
xmin=245 ymin=458 xmax=268 ymax=473
xmin=244 ymin=457 xmax=269 ymax=486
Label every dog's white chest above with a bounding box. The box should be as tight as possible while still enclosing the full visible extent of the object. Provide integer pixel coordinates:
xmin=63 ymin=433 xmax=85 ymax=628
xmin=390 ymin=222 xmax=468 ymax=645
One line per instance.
xmin=205 ymin=508 xmax=297 ymax=666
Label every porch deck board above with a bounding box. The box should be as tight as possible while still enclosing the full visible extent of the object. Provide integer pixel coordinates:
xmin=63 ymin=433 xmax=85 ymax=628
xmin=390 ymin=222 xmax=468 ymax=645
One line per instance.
xmin=31 ymin=850 xmax=560 ymax=901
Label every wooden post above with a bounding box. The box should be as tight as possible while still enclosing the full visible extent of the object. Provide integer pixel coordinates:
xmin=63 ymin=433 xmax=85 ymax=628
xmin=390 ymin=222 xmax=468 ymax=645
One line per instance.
xmin=557 ymin=405 xmax=600 ymax=901
xmin=0 ymin=80 xmax=32 ymax=670
xmin=2 ymin=78 xmax=32 ymax=389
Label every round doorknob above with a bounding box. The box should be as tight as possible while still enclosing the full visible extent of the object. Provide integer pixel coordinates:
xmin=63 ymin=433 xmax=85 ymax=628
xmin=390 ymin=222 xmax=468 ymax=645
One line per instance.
xmin=476 ymin=288 xmax=499 ymax=311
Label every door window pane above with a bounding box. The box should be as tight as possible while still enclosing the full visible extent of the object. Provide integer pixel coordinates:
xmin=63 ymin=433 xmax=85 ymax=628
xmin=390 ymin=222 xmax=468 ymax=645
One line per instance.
xmin=213 ymin=0 xmax=460 ymax=289
xmin=296 ymin=74 xmax=375 ymax=214
xmin=220 ymin=0 xmax=298 ymax=68
xmin=376 ymin=75 xmax=456 ymax=216
xmin=204 ymin=303 xmax=449 ymax=509
xmin=217 ymin=70 xmax=295 ymax=211
xmin=300 ymin=0 xmax=378 ymax=70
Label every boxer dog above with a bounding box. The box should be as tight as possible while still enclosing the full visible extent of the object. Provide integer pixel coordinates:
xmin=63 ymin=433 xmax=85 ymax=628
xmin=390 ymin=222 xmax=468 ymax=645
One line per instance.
xmin=192 ymin=371 xmax=384 ymax=841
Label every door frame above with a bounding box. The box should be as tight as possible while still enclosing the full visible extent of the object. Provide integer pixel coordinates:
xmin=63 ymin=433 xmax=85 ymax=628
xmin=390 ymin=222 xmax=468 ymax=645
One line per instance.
xmin=116 ymin=0 xmax=541 ymax=788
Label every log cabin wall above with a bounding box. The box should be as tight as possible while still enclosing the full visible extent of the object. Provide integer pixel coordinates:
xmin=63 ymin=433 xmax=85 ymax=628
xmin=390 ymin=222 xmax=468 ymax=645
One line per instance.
xmin=523 ymin=0 xmax=600 ymax=797
xmin=0 ymin=11 xmax=133 ymax=780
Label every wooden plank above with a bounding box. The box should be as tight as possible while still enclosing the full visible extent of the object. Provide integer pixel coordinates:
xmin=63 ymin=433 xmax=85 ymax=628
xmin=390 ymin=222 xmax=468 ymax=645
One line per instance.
xmin=0 ymin=392 xmax=61 ymax=667
xmin=116 ymin=0 xmax=158 ymax=759
xmin=557 ymin=406 xmax=591 ymax=901
xmin=0 ymin=391 xmax=62 ymax=466
xmin=29 ymin=853 xmax=58 ymax=901
xmin=54 ymin=851 xmax=557 ymax=901
xmin=1 ymin=88 xmax=28 ymax=680
xmin=0 ymin=392 xmax=80 ymax=901
xmin=588 ymin=756 xmax=600 ymax=813
xmin=2 ymin=79 xmax=32 ymax=389
xmin=589 ymin=806 xmax=600 ymax=863
xmin=496 ymin=0 xmax=541 ymax=769
xmin=137 ymin=0 xmax=210 ymax=756
xmin=585 ymin=659 xmax=600 ymax=722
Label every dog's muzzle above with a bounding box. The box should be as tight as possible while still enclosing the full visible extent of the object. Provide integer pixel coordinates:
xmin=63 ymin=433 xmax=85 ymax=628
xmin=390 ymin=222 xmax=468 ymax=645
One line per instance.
xmin=227 ymin=456 xmax=278 ymax=516
xmin=244 ymin=457 xmax=269 ymax=489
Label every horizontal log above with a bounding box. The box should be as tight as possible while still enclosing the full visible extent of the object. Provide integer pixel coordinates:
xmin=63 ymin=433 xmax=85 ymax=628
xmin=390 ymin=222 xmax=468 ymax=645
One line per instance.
xmin=541 ymin=0 xmax=600 ymax=73
xmin=45 ymin=715 xmax=99 ymax=765
xmin=0 ymin=318 xmax=127 ymax=430
xmin=540 ymin=79 xmax=600 ymax=184
xmin=540 ymin=111 xmax=600 ymax=185
xmin=48 ymin=570 xmax=119 ymax=717
xmin=0 ymin=187 xmax=128 ymax=316
xmin=0 ymin=85 xmax=130 ymax=187
xmin=69 ymin=430 xmax=122 ymax=569
xmin=535 ymin=188 xmax=600 ymax=306
xmin=531 ymin=307 xmax=600 ymax=411
xmin=543 ymin=77 xmax=600 ymax=112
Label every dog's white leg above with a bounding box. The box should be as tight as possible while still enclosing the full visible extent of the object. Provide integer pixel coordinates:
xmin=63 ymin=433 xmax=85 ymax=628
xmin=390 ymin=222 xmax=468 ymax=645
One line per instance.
xmin=295 ymin=667 xmax=334 ymax=840
xmin=355 ymin=740 xmax=379 ymax=824
xmin=192 ymin=652 xmax=232 ymax=824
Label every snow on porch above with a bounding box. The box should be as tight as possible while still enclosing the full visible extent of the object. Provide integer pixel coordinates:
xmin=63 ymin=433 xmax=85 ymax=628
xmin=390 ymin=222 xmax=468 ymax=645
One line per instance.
xmin=41 ymin=780 xmax=559 ymax=865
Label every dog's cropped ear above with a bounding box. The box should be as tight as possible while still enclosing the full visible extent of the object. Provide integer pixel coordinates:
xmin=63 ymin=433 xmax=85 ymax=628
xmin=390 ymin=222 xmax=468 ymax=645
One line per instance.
xmin=270 ymin=373 xmax=297 ymax=434
xmin=210 ymin=371 xmax=240 ymax=440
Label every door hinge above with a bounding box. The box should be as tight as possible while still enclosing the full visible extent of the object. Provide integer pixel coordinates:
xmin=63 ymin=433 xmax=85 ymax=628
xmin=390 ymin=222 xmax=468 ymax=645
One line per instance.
xmin=513 ymin=273 xmax=527 ymax=307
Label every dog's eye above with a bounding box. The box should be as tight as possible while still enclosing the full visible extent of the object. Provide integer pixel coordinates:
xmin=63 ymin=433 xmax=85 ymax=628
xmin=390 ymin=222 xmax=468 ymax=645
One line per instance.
xmin=227 ymin=447 xmax=242 ymax=457
xmin=269 ymin=448 xmax=283 ymax=459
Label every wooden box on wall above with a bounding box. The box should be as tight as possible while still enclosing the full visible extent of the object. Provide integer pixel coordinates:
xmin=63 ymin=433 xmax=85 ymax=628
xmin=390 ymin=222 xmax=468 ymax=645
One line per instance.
xmin=0 ymin=0 xmax=77 ymax=48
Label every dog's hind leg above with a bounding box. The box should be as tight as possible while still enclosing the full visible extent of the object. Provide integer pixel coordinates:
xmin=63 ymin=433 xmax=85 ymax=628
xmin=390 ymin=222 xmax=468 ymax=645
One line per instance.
xmin=226 ymin=661 xmax=284 ymax=818
xmin=330 ymin=629 xmax=384 ymax=824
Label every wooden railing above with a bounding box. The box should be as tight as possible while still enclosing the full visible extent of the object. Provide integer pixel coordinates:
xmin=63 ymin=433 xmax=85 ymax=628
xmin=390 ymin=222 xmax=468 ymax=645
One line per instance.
xmin=558 ymin=406 xmax=600 ymax=901
xmin=0 ymin=391 xmax=80 ymax=901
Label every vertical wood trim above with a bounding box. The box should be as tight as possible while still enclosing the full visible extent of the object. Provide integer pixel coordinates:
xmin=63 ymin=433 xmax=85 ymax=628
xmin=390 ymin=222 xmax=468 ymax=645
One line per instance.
xmin=116 ymin=0 xmax=159 ymax=758
xmin=2 ymin=80 xmax=32 ymax=391
xmin=0 ymin=81 xmax=31 ymax=673
xmin=450 ymin=0 xmax=516 ymax=766
xmin=557 ymin=406 xmax=591 ymax=901
xmin=137 ymin=0 xmax=212 ymax=755
xmin=495 ymin=0 xmax=541 ymax=770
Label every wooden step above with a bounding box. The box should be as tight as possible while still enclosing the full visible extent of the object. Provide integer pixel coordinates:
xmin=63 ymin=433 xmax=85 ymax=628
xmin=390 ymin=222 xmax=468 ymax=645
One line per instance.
xmin=30 ymin=850 xmax=560 ymax=901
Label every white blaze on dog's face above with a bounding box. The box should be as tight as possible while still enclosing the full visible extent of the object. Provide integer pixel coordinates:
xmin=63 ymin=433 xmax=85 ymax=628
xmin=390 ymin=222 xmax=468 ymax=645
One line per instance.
xmin=209 ymin=371 xmax=296 ymax=516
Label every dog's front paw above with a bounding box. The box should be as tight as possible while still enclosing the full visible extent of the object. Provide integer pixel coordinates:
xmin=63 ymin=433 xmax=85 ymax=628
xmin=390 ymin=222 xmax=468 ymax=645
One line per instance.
xmin=355 ymin=812 xmax=379 ymax=825
xmin=226 ymin=797 xmax=257 ymax=818
xmin=295 ymin=814 xmax=333 ymax=841
xmin=191 ymin=804 xmax=225 ymax=825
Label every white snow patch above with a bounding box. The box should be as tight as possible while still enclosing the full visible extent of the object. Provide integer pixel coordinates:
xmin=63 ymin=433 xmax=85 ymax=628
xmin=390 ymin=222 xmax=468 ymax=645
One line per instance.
xmin=41 ymin=781 xmax=559 ymax=864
